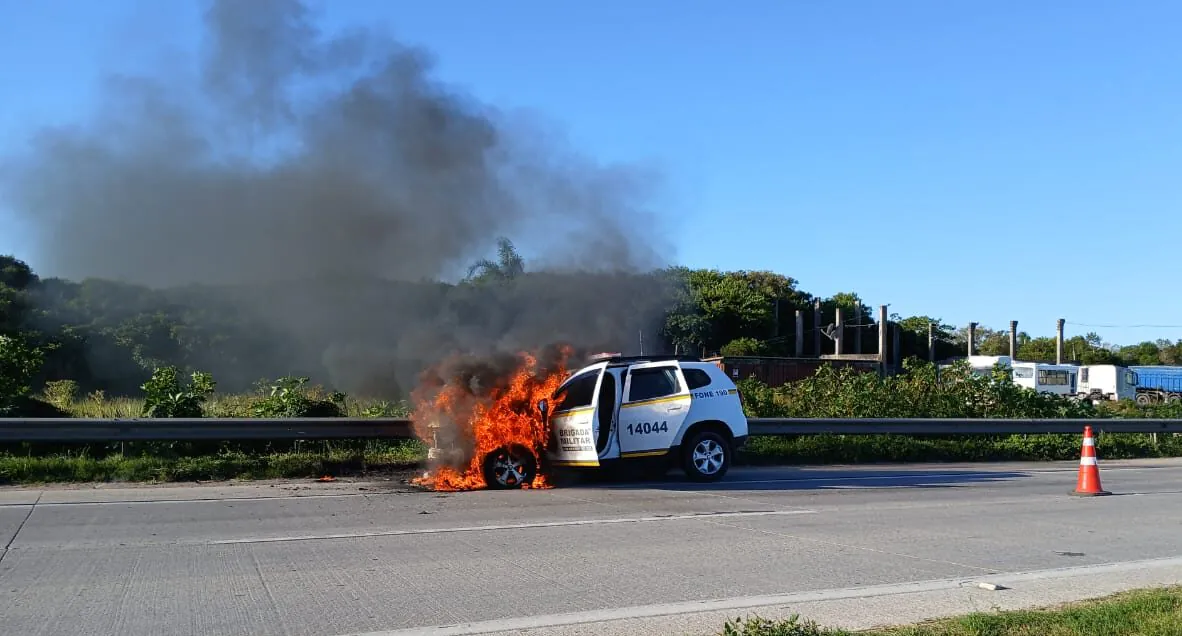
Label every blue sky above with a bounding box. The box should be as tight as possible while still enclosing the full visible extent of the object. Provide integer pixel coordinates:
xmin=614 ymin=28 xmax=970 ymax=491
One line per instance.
xmin=2 ymin=0 xmax=1181 ymax=345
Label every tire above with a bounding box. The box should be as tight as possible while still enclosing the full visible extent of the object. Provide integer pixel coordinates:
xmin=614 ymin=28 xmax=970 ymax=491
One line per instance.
xmin=681 ymin=430 xmax=731 ymax=483
xmin=1136 ymin=393 xmax=1153 ymax=406
xmin=481 ymin=444 xmax=538 ymax=490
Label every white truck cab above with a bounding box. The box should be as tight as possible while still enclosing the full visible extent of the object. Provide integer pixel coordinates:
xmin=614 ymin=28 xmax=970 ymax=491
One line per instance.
xmin=537 ymin=354 xmax=749 ymax=485
xmin=1076 ymin=364 xmax=1138 ymax=401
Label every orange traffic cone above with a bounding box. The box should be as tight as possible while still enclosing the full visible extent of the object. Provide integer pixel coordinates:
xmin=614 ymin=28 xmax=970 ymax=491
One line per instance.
xmin=1071 ymin=425 xmax=1110 ymax=496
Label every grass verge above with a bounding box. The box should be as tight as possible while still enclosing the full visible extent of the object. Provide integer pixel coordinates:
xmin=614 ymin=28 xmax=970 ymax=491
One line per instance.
xmin=718 ymin=586 xmax=1182 ymax=635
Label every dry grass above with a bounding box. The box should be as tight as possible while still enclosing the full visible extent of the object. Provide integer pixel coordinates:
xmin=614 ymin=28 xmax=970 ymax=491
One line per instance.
xmin=45 ymin=391 xmax=405 ymax=419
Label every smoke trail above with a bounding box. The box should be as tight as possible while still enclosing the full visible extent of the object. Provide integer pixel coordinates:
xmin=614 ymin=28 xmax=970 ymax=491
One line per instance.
xmin=1 ymin=0 xmax=680 ymax=394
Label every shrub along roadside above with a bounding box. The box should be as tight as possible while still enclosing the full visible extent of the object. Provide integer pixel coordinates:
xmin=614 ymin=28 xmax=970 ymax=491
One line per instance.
xmin=2 ymin=358 xmax=1181 ymax=485
xmin=730 ymin=359 xmax=1182 ymax=465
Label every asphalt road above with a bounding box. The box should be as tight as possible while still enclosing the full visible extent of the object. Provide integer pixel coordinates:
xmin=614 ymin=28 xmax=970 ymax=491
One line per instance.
xmin=3 ymin=459 xmax=1182 ymax=635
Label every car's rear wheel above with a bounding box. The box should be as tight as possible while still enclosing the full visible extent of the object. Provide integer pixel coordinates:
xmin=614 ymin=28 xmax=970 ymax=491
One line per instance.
xmin=482 ymin=444 xmax=538 ymax=489
xmin=681 ymin=430 xmax=731 ymax=482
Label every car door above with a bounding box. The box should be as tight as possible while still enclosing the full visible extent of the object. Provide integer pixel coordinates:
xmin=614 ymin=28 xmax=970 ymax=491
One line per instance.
xmin=545 ymin=368 xmax=604 ymax=467
xmin=617 ymin=362 xmax=690 ymax=457
xmin=593 ymin=368 xmax=624 ymax=457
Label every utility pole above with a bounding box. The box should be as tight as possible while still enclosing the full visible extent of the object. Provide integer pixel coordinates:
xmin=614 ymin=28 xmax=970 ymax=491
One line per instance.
xmin=967 ymin=322 xmax=978 ymax=357
xmin=1009 ymin=320 xmax=1018 ymax=360
xmin=1056 ymin=318 xmax=1065 ymax=364
xmin=928 ymin=321 xmax=935 ymax=362
xmin=794 ymin=310 xmax=804 ymax=357
xmin=813 ymin=299 xmax=822 ymax=356
xmin=854 ymin=300 xmax=863 ymax=354
xmin=878 ymin=305 xmax=888 ymax=376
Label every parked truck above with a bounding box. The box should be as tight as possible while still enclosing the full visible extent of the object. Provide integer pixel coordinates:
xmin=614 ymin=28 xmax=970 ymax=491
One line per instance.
xmin=1130 ymin=366 xmax=1182 ymax=405
xmin=1075 ymin=364 xmax=1138 ymax=401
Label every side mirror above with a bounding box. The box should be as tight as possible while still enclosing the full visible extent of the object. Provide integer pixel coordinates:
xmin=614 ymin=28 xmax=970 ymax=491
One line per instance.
xmin=537 ymin=398 xmax=549 ymax=418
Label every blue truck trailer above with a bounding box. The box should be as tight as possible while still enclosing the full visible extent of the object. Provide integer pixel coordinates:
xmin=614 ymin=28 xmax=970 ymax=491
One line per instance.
xmin=1130 ymin=366 xmax=1182 ymax=404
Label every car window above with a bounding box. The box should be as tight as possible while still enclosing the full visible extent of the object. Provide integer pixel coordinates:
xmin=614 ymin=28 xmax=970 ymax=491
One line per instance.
xmin=627 ymin=367 xmax=682 ymax=402
xmin=554 ymin=371 xmax=599 ymax=411
xmin=683 ymin=368 xmax=712 ymax=390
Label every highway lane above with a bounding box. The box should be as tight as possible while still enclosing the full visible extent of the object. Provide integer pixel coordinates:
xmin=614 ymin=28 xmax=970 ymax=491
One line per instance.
xmin=1 ymin=459 xmax=1182 ymax=635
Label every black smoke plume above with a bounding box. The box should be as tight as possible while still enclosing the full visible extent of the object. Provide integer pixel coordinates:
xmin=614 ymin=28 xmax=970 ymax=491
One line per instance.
xmin=1 ymin=0 xmax=681 ymax=395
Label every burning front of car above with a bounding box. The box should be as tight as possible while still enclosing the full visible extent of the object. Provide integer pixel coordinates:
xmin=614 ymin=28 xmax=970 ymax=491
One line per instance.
xmin=410 ymin=345 xmax=574 ymax=491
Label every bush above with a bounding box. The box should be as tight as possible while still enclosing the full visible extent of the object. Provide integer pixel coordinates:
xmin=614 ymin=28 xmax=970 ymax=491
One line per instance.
xmin=730 ymin=358 xmax=1182 ymax=466
xmin=359 ymin=399 xmax=412 ymax=418
xmin=42 ymin=380 xmax=79 ymax=410
xmin=250 ymin=376 xmax=345 ymax=418
xmin=721 ymin=337 xmax=766 ymax=357
xmin=141 ymin=366 xmax=216 ymax=418
xmin=721 ymin=614 xmax=840 ymax=636
xmin=745 ymin=358 xmax=1097 ymax=420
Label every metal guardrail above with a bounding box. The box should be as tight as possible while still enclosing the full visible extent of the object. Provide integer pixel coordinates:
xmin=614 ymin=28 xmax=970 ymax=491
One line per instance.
xmin=747 ymin=418 xmax=1182 ymax=435
xmin=0 ymin=417 xmax=1179 ymax=443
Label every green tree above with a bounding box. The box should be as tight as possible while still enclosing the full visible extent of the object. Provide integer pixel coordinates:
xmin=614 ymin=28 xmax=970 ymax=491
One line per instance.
xmin=0 ymin=255 xmax=39 ymax=335
xmin=0 ymin=255 xmax=37 ymax=291
xmin=720 ymin=337 xmax=766 ymax=356
xmin=660 ymin=271 xmax=712 ymax=355
xmin=1120 ymin=341 xmax=1163 ymax=365
xmin=892 ymin=314 xmax=960 ymax=360
xmin=465 ymin=237 xmax=525 ymax=285
xmin=0 ymin=333 xmax=44 ymax=413
xmin=661 ymin=268 xmax=808 ymax=356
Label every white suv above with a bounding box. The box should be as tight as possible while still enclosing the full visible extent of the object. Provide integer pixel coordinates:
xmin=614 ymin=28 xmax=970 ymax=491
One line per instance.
xmin=533 ymin=354 xmax=749 ymax=485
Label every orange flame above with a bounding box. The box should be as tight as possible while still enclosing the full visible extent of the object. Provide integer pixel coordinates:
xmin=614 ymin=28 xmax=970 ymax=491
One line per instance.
xmin=411 ymin=347 xmax=573 ymax=491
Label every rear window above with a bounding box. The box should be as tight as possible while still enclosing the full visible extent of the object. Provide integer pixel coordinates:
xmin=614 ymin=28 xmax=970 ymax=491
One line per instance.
xmin=683 ymin=368 xmax=712 ymax=390
xmin=627 ymin=367 xmax=682 ymax=402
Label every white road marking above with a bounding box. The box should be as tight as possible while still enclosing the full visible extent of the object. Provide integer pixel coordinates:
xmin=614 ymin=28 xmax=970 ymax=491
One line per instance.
xmin=206 ymin=509 xmax=818 ymax=545
xmin=342 ymin=555 xmax=1182 ymax=636
xmin=0 ymin=491 xmax=393 ymax=508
